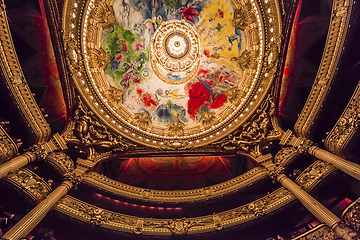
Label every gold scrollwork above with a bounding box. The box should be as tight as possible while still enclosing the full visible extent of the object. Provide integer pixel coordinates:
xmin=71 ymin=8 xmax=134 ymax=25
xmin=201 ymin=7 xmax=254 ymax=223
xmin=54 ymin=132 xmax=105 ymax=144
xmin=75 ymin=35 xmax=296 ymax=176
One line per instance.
xmin=232 ymin=1 xmax=255 ymax=30
xmin=5 ymin=168 xmax=52 ymax=203
xmin=132 ymin=112 xmax=152 ymax=131
xmin=295 ymin=161 xmax=336 ymax=192
xmin=46 ymin=152 xmax=74 ymax=174
xmin=325 ymin=84 xmax=360 ymax=156
xmin=342 ymin=198 xmax=360 ymax=233
xmin=54 ymin=188 xmax=294 ymax=235
xmin=0 ymin=125 xmax=17 ymax=164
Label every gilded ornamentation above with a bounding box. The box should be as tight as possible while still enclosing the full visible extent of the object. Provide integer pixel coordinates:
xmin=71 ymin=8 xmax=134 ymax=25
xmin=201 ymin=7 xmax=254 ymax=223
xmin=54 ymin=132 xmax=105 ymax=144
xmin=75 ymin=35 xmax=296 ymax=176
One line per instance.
xmin=200 ymin=112 xmax=218 ymax=129
xmin=293 ymin=224 xmax=338 ymax=240
xmin=295 ymin=161 xmax=336 ymax=192
xmin=105 ymin=86 xmax=123 ymax=106
xmin=274 ymin=147 xmax=299 ymax=167
xmin=237 ymin=50 xmax=259 ymax=70
xmin=54 ymin=188 xmax=294 ymax=235
xmin=279 ymin=130 xmax=313 ymax=154
xmin=65 ymin=38 xmax=83 ymax=71
xmin=232 ymin=2 xmax=255 ymax=30
xmin=166 ymin=119 xmax=185 ymax=137
xmin=343 ymin=198 xmax=360 ymax=232
xmin=87 ymin=48 xmax=110 ymax=69
xmin=212 ymin=213 xmax=223 ymax=230
xmin=294 ymin=0 xmax=353 ymax=138
xmin=0 ymin=126 xmax=17 ymax=164
xmin=90 ymin=0 xmax=116 ymax=26
xmin=70 ymin=97 xmax=136 ymax=155
xmin=325 ymin=84 xmax=360 ymax=156
xmin=46 ymin=152 xmax=74 ymax=174
xmin=268 ymin=166 xmax=285 ymax=182
xmin=215 ymin=97 xmax=280 ymax=156
xmin=332 ymin=221 xmax=360 ymax=240
xmin=0 ymin=8 xmax=51 ymax=143
xmin=263 ymin=42 xmax=279 ymax=70
xmin=158 ymin=139 xmax=193 ymax=150
xmin=64 ymin=171 xmax=82 ymax=185
xmin=82 ymin=167 xmax=268 ymax=203
xmin=5 ymin=168 xmax=51 ymax=203
xmin=132 ymin=112 xmax=152 ymax=131
xmin=226 ymin=87 xmax=244 ymax=106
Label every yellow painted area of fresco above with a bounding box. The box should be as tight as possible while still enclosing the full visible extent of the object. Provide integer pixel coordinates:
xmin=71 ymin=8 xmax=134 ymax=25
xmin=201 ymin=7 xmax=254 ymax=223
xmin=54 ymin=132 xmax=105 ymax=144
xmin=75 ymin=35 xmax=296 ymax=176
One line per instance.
xmin=198 ymin=0 xmax=243 ymax=73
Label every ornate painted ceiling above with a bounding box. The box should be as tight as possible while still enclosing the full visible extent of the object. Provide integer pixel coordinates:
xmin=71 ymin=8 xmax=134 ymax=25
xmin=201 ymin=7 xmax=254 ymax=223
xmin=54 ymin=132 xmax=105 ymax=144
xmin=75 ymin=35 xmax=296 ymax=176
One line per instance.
xmin=1 ymin=0 xmax=360 ymax=239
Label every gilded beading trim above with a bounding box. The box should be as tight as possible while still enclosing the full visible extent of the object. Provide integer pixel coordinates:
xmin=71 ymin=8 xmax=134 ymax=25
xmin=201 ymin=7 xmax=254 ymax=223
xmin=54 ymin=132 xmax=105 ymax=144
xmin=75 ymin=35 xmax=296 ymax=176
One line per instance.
xmin=5 ymin=168 xmax=52 ymax=204
xmin=294 ymin=0 xmax=353 ymax=139
xmin=62 ymin=0 xmax=282 ymax=149
xmin=0 ymin=8 xmax=51 ymax=143
xmin=82 ymin=167 xmax=268 ymax=203
xmin=325 ymin=83 xmax=360 ymax=156
xmin=54 ymin=187 xmax=295 ymax=235
xmin=295 ymin=160 xmax=336 ymax=192
xmin=0 ymin=125 xmax=17 ymax=164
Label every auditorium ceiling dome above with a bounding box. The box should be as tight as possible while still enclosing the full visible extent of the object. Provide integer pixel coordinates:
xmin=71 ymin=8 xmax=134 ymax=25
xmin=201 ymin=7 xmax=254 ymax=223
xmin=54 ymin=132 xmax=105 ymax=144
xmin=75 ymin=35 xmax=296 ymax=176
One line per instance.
xmin=0 ymin=0 xmax=360 ymax=239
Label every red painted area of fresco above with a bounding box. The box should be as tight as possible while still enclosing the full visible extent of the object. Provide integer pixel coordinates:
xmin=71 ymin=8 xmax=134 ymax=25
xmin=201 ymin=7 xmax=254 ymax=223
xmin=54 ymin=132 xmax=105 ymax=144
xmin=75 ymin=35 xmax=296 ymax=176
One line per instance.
xmin=141 ymin=92 xmax=157 ymax=107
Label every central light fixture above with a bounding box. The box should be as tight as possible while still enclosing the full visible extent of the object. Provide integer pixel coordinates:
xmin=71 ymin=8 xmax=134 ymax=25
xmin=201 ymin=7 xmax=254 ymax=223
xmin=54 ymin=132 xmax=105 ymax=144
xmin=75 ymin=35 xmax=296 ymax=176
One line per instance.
xmin=150 ymin=19 xmax=200 ymax=85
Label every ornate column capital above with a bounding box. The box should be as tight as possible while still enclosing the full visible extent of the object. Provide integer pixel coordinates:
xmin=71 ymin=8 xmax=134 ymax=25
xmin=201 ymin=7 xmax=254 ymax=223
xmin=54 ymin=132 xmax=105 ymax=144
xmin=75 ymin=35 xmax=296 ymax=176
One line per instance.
xmin=29 ymin=133 xmax=68 ymax=159
xmin=255 ymin=154 xmax=284 ymax=182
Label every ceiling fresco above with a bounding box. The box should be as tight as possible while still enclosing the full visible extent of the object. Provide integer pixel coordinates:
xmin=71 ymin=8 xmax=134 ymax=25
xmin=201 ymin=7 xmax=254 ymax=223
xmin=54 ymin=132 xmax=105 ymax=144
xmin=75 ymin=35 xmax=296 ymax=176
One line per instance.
xmin=63 ymin=0 xmax=282 ymax=149
xmin=101 ymin=0 xmax=246 ymax=126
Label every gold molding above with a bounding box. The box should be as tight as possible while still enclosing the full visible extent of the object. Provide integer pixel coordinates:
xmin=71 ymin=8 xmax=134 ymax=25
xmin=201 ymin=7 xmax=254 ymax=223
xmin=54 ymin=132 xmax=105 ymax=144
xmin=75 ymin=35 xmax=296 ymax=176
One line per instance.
xmin=325 ymin=82 xmax=360 ymax=156
xmin=54 ymin=187 xmax=295 ymax=235
xmin=0 ymin=8 xmax=51 ymax=143
xmin=4 ymin=168 xmax=52 ymax=204
xmin=0 ymin=125 xmax=17 ymax=164
xmin=295 ymin=160 xmax=336 ymax=192
xmin=82 ymin=167 xmax=268 ymax=203
xmin=294 ymin=0 xmax=353 ymax=139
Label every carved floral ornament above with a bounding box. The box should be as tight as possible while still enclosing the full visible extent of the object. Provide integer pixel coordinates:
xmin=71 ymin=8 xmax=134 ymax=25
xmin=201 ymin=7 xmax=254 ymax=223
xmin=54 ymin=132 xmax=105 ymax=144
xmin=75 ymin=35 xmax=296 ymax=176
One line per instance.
xmin=62 ymin=0 xmax=282 ymax=149
xmin=54 ymin=188 xmax=294 ymax=235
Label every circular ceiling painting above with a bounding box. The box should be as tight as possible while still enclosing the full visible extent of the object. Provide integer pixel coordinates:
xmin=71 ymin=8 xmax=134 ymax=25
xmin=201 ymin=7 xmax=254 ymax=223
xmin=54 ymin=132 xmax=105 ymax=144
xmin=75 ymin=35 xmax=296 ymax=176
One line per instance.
xmin=63 ymin=0 xmax=281 ymax=149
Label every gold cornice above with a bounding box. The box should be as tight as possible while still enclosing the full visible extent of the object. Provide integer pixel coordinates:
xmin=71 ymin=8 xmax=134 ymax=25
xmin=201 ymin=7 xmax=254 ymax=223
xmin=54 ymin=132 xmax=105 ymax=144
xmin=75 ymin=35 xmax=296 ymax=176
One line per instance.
xmin=54 ymin=187 xmax=295 ymax=235
xmin=295 ymin=160 xmax=337 ymax=192
xmin=0 ymin=7 xmax=51 ymax=143
xmin=325 ymin=82 xmax=360 ymax=156
xmin=0 ymin=125 xmax=18 ymax=163
xmin=294 ymin=0 xmax=353 ymax=139
xmin=82 ymin=167 xmax=268 ymax=203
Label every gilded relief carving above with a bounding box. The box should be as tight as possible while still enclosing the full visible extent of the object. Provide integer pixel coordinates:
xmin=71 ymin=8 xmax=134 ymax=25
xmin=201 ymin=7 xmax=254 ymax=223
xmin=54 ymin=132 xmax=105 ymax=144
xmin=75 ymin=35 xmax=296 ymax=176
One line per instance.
xmin=293 ymin=224 xmax=338 ymax=240
xmin=342 ymin=198 xmax=360 ymax=232
xmin=87 ymin=48 xmax=110 ymax=69
xmin=294 ymin=0 xmax=353 ymax=138
xmin=274 ymin=147 xmax=299 ymax=167
xmin=0 ymin=126 xmax=17 ymax=164
xmin=325 ymin=84 xmax=360 ymax=156
xmin=232 ymin=1 xmax=255 ymax=30
xmin=68 ymin=97 xmax=136 ymax=156
xmin=132 ymin=112 xmax=152 ymax=130
xmin=215 ymin=96 xmax=281 ymax=157
xmin=105 ymin=86 xmax=123 ymax=106
xmin=5 ymin=168 xmax=52 ymax=203
xmin=46 ymin=152 xmax=74 ymax=174
xmin=55 ymin=188 xmax=294 ymax=235
xmin=237 ymin=50 xmax=259 ymax=70
xmin=295 ymin=161 xmax=336 ymax=192
xmin=0 ymin=8 xmax=51 ymax=143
